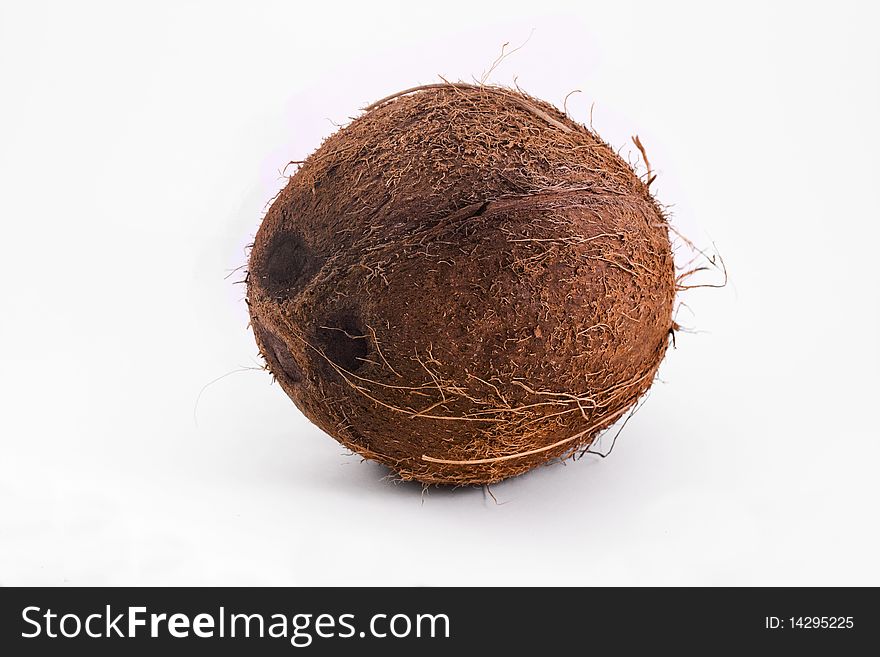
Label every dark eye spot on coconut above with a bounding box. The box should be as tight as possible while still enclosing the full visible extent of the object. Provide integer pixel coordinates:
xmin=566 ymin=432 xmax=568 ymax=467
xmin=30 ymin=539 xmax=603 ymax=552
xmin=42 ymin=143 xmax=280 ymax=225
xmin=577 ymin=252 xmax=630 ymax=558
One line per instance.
xmin=318 ymin=312 xmax=369 ymax=373
xmin=252 ymin=319 xmax=302 ymax=383
xmin=259 ymin=233 xmax=322 ymax=300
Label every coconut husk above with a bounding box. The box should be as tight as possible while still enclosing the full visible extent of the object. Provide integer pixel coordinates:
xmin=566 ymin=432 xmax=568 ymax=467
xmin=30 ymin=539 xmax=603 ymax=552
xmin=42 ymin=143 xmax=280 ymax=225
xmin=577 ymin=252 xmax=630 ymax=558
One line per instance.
xmin=246 ymin=83 xmax=676 ymax=485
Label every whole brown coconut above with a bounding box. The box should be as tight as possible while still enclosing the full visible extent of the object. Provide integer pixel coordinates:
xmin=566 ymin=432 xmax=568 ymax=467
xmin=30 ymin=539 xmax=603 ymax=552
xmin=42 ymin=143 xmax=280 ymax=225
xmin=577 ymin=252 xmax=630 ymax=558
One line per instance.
xmin=247 ymin=83 xmax=676 ymax=485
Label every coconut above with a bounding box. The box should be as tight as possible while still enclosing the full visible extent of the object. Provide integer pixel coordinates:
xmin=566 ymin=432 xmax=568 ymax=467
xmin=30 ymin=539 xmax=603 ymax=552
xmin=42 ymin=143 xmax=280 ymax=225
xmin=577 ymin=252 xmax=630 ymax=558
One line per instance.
xmin=246 ymin=83 xmax=676 ymax=485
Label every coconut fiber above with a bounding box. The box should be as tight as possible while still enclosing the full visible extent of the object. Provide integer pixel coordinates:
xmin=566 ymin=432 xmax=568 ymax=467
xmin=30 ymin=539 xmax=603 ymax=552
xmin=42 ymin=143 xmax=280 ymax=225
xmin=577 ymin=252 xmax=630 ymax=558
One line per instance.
xmin=246 ymin=83 xmax=676 ymax=485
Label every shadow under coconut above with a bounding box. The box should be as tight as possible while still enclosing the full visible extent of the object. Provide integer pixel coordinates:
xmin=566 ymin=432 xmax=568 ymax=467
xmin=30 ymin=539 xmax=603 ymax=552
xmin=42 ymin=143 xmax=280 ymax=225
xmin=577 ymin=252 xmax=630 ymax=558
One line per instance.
xmin=331 ymin=457 xmax=487 ymax=502
xmin=317 ymin=447 xmax=615 ymax=507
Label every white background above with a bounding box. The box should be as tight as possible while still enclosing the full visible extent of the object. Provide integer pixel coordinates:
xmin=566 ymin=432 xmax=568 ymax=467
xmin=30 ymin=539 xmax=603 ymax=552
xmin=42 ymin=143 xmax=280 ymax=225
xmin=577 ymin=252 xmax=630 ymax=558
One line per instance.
xmin=2 ymin=0 xmax=878 ymax=586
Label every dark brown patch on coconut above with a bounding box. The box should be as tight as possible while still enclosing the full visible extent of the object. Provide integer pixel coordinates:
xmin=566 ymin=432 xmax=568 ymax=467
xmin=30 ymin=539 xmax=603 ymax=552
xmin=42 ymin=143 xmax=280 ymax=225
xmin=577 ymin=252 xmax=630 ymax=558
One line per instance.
xmin=257 ymin=232 xmax=323 ymax=300
xmin=252 ymin=319 xmax=302 ymax=384
xmin=317 ymin=311 xmax=370 ymax=374
xmin=247 ymin=83 xmax=678 ymax=485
